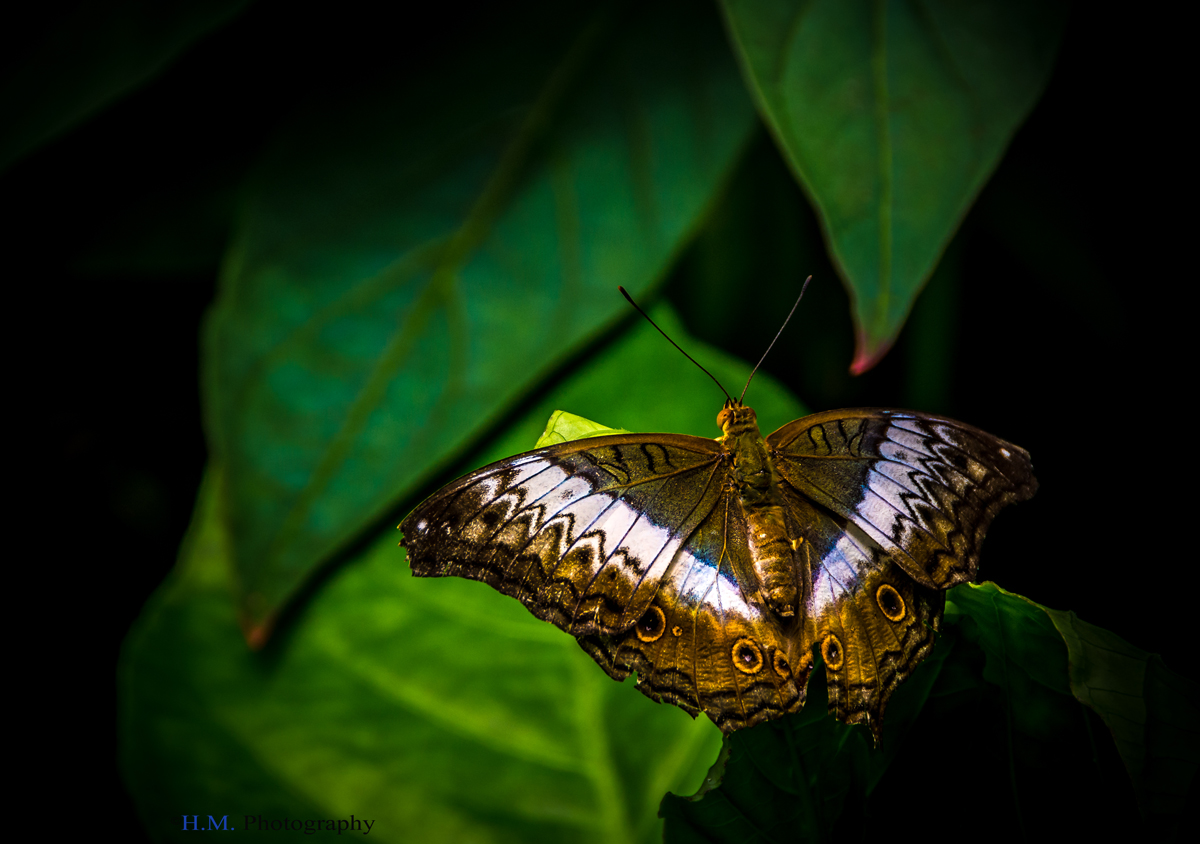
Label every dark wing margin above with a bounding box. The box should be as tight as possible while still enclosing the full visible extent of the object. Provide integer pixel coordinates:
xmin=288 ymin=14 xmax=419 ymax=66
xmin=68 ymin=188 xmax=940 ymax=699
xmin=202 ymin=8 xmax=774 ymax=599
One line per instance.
xmin=399 ymin=433 xmax=726 ymax=638
xmin=767 ymin=408 xmax=1037 ymax=589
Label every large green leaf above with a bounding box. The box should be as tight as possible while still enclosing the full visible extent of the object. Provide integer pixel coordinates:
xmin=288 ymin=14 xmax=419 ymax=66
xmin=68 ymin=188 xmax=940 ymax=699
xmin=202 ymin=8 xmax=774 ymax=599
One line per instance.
xmin=203 ymin=1 xmax=758 ymax=640
xmin=720 ymin=0 xmax=1067 ymax=372
xmin=0 ymin=0 xmax=250 ymax=171
xmin=122 ymin=306 xmax=802 ymax=843
xmin=661 ymin=583 xmax=1198 ymax=841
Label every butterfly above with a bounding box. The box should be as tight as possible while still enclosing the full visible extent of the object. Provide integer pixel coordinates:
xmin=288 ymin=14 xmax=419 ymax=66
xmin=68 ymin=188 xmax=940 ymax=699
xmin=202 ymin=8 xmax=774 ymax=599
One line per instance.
xmin=399 ymin=399 xmax=1036 ymax=742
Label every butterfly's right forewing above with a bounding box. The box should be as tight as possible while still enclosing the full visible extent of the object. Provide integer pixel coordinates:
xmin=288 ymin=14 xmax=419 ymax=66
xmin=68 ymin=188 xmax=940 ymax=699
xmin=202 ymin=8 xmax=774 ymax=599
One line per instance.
xmin=769 ymin=408 xmax=1037 ymax=590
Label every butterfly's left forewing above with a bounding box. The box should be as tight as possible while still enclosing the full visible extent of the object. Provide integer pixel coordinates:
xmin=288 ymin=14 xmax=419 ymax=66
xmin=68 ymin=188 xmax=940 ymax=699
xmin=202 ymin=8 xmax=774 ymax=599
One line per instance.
xmin=405 ymin=435 xmax=716 ymax=635
xmin=402 ymin=432 xmax=806 ymax=732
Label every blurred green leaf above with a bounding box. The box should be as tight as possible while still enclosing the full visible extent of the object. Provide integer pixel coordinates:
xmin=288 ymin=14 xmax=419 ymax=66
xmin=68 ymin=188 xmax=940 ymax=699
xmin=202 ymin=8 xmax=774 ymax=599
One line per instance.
xmin=661 ymin=583 xmax=1196 ymax=841
xmin=719 ymin=0 xmax=1067 ymax=372
xmin=204 ymin=1 xmax=759 ymax=639
xmin=123 ymin=305 xmax=804 ymax=843
xmin=484 ymin=303 xmax=807 ymax=463
xmin=126 ymin=470 xmax=720 ymax=843
xmin=0 ymin=0 xmax=250 ymax=171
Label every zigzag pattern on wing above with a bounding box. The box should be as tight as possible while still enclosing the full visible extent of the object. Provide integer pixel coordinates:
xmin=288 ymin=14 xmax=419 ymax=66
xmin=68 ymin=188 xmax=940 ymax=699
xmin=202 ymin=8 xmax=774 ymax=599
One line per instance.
xmin=769 ymin=409 xmax=1036 ymax=589
xmin=402 ymin=436 xmax=723 ymax=638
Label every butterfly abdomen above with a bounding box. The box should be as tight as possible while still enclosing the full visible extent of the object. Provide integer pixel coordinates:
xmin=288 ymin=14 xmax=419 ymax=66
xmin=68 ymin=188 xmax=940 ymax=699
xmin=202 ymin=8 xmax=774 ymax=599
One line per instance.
xmin=744 ymin=505 xmax=800 ymax=617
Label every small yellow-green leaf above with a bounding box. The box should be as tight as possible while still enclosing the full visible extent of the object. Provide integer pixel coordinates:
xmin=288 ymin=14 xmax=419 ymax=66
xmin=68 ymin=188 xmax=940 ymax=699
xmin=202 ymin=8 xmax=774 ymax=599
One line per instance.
xmin=535 ymin=411 xmax=631 ymax=448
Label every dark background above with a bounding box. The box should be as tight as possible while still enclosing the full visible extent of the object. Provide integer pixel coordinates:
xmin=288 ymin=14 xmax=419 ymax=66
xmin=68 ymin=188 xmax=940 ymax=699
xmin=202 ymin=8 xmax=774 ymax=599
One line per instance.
xmin=5 ymin=2 xmax=1187 ymax=839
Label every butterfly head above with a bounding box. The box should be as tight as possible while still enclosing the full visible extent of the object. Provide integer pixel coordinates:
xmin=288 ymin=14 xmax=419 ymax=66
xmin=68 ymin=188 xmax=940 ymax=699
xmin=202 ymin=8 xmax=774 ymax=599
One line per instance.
xmin=717 ymin=400 xmax=759 ymax=438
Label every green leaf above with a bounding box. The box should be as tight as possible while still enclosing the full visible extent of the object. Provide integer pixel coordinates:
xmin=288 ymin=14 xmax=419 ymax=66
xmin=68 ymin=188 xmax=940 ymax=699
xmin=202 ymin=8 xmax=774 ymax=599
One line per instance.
xmin=0 ymin=0 xmax=250 ymax=171
xmin=126 ymin=470 xmax=719 ymax=843
xmin=661 ymin=583 xmax=1196 ymax=841
xmin=203 ymin=1 xmax=758 ymax=639
xmin=1044 ymin=605 xmax=1200 ymax=836
xmin=535 ymin=411 xmax=631 ymax=447
xmin=122 ymin=305 xmax=802 ymax=843
xmin=719 ymin=0 xmax=1067 ymax=371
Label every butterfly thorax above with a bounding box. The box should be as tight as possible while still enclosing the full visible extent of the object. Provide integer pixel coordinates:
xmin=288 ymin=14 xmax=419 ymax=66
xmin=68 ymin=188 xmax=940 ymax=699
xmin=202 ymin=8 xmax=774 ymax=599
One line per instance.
xmin=717 ymin=402 xmax=802 ymax=619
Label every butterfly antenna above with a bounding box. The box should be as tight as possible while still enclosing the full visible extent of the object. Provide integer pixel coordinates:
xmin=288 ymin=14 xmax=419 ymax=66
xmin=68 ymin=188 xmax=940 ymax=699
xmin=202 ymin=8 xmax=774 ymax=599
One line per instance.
xmin=739 ymin=275 xmax=812 ymax=403
xmin=618 ymin=286 xmax=734 ymax=404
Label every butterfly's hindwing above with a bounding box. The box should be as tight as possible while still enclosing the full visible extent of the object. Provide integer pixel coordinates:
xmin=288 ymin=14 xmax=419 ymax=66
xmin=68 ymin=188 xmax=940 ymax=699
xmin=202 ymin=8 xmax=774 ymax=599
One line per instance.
xmin=819 ymin=562 xmax=942 ymax=740
xmin=580 ymin=490 xmax=807 ymax=732
xmin=753 ymin=484 xmax=939 ymax=740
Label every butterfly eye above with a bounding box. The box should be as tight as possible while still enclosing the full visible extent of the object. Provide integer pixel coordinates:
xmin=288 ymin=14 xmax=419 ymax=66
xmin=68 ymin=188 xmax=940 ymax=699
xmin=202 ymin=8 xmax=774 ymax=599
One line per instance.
xmin=875 ymin=584 xmax=906 ymax=622
xmin=821 ymin=634 xmax=844 ymax=671
xmin=635 ymin=606 xmax=666 ymax=643
xmin=772 ymin=650 xmax=791 ymax=681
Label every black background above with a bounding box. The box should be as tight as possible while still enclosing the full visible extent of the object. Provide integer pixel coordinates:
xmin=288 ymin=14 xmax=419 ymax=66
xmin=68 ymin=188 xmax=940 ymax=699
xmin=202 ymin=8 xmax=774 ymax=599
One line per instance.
xmin=5 ymin=2 xmax=1189 ymax=839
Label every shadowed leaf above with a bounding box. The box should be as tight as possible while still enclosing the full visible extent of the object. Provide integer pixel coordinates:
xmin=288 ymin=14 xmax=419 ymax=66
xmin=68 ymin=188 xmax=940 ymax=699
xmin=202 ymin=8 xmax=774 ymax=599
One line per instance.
xmin=0 ymin=0 xmax=250 ymax=170
xmin=660 ymin=583 xmax=1194 ymax=841
xmin=1045 ymin=606 xmax=1200 ymax=836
